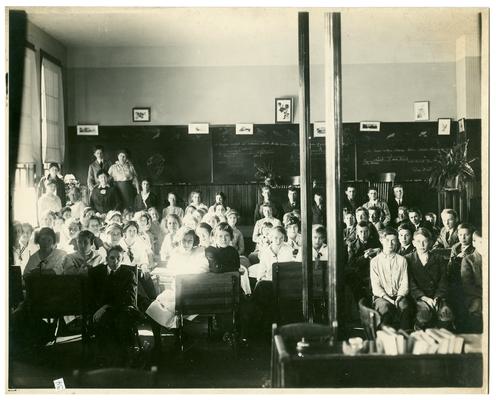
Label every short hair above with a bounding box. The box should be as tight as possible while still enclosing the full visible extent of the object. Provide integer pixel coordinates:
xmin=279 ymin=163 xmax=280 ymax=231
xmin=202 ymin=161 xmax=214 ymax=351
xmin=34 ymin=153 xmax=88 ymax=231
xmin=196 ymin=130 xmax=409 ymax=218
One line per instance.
xmin=198 ymin=222 xmax=213 ymax=234
xmin=225 ymin=209 xmax=239 ymax=219
xmin=136 ymin=211 xmax=152 ymax=224
xmin=141 ymin=177 xmax=152 ymax=185
xmin=441 ymin=208 xmax=458 ymax=220
xmin=408 ymin=207 xmax=422 ymax=216
xmin=345 ymin=185 xmax=355 ymax=191
xmin=473 ymin=230 xmax=482 ymax=238
xmin=425 ymin=212 xmax=437 ymax=220
xmin=177 ymin=226 xmax=200 ymax=247
xmin=457 ymin=223 xmax=474 ymax=234
xmin=285 ymin=216 xmax=301 ymax=230
xmin=123 ymin=220 xmax=140 ymax=233
xmin=34 ymin=227 xmax=57 ymax=245
xmin=312 ymin=224 xmax=326 ymax=237
xmin=355 ymin=207 xmax=369 ymax=217
xmin=261 ymin=185 xmax=271 ymax=193
xmin=165 ymin=213 xmax=181 ymax=225
xmin=214 ymin=222 xmax=234 ymax=240
xmin=397 ymin=223 xmax=413 ymax=234
xmin=93 ymin=145 xmax=104 ymax=153
xmin=393 ymin=184 xmax=403 ymax=190
xmin=398 ymin=206 xmax=408 ymax=213
xmin=105 ymin=223 xmax=123 ymax=234
xmin=77 ymin=229 xmax=95 ymax=245
xmin=88 ymin=215 xmax=102 ymax=225
xmin=413 ymin=228 xmax=432 ymax=240
xmin=271 ymin=225 xmax=287 ymax=241
xmin=379 ymin=227 xmax=398 ymax=239
xmin=356 ymin=221 xmax=370 ymax=229
xmin=288 ymin=185 xmax=297 ymax=193
xmin=107 ymin=245 xmax=125 ymax=255
xmin=117 ymin=148 xmax=129 ymax=157
xmin=21 ymin=222 xmax=34 ymax=233
xmin=48 ymin=162 xmax=60 ymax=170
xmin=314 ymin=190 xmax=324 ymax=197
xmin=61 ymin=206 xmax=72 ymax=215
xmin=82 ymin=207 xmax=95 ymax=218
xmin=368 ymin=186 xmax=378 ymax=193
xmin=189 ymin=191 xmax=202 ymax=202
xmin=96 ymin=169 xmax=108 ymax=178
xmin=367 ymin=205 xmax=381 ymax=214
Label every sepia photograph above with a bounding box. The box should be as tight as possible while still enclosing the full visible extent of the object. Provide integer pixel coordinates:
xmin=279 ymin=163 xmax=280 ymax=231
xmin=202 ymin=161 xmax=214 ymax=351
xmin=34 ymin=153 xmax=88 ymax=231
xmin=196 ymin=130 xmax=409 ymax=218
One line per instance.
xmin=5 ymin=3 xmax=490 ymax=394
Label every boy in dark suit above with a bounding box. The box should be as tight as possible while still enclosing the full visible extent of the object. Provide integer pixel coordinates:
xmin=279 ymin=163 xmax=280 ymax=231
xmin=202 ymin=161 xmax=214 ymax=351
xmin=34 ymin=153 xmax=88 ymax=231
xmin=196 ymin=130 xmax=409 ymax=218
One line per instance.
xmin=397 ymin=223 xmax=415 ymax=256
xmin=406 ymin=228 xmax=453 ymax=330
xmin=87 ymin=145 xmax=112 ymax=193
xmin=89 ymin=245 xmax=140 ymax=365
xmin=433 ymin=208 xmax=459 ymax=249
xmin=388 ymin=184 xmax=408 ymax=221
xmin=312 ymin=191 xmax=326 ymax=225
xmin=253 ymin=185 xmax=282 ymax=223
xmin=281 ymin=186 xmax=300 ymax=214
xmin=343 ymin=185 xmax=359 ymax=215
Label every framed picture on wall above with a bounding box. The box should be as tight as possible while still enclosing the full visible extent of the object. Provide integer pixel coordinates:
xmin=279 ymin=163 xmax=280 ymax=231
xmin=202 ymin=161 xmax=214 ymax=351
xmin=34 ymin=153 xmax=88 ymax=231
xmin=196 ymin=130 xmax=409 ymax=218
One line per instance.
xmin=360 ymin=121 xmax=381 ymax=132
xmin=438 ymin=118 xmax=451 ymax=135
xmin=77 ymin=124 xmax=99 ymax=136
xmin=458 ymin=118 xmax=466 ymax=133
xmin=414 ymin=101 xmax=429 ymax=121
xmin=275 ymin=98 xmax=293 ymax=123
xmin=132 ymin=107 xmax=151 ymax=122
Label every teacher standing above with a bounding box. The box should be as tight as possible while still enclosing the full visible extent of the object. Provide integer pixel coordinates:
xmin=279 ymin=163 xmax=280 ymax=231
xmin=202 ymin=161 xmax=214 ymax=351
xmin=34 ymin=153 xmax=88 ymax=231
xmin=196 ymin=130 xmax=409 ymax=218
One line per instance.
xmin=108 ymin=149 xmax=140 ymax=211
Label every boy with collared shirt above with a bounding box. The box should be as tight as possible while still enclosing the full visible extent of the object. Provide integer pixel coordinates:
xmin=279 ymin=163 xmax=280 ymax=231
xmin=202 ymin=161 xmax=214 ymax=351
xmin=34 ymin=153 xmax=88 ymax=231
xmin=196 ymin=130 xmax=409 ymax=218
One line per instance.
xmin=406 ymin=228 xmax=453 ymax=330
xmin=343 ymin=185 xmax=358 ymax=215
xmin=362 ymin=186 xmax=391 ymax=225
xmin=282 ymin=186 xmax=300 ymax=214
xmin=354 ymin=207 xmax=379 ymax=244
xmin=433 ymin=209 xmax=459 ymax=249
xmin=397 ymin=223 xmax=415 ymax=256
xmin=407 ymin=207 xmax=433 ymax=234
xmin=312 ymin=225 xmax=328 ymax=261
xmin=370 ymin=227 xmax=412 ymax=329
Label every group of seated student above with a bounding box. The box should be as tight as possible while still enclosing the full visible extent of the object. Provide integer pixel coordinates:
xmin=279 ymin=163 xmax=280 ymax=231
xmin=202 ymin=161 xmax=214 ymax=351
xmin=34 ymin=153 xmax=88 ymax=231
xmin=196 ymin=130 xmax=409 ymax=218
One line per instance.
xmin=343 ymin=183 xmax=483 ymax=334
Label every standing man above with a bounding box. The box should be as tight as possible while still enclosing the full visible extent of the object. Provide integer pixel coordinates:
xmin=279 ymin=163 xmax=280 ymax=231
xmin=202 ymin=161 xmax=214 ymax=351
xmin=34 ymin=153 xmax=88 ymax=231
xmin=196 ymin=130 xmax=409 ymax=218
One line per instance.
xmin=362 ymin=186 xmax=391 ymax=226
xmin=87 ymin=145 xmax=113 ymax=193
xmin=343 ymin=185 xmax=358 ymax=215
xmin=282 ymin=185 xmax=300 ymax=214
xmin=37 ymin=162 xmax=66 ymax=206
xmin=388 ymin=184 xmax=408 ymax=221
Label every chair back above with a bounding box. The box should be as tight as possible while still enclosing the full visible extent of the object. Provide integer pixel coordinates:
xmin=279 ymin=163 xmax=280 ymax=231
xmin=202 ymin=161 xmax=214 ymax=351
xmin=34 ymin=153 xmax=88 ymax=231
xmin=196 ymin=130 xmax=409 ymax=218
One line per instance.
xmin=377 ymin=172 xmax=396 ymax=183
xmin=9 ymin=265 xmax=23 ymax=309
xmin=175 ymin=272 xmax=240 ymax=315
xmin=24 ymin=274 xmax=88 ymax=318
xmin=73 ymin=366 xmax=157 ymax=388
xmin=358 ymin=297 xmax=381 ymax=340
xmin=274 ymin=322 xmax=332 ymax=342
xmin=272 ymin=261 xmax=328 ymax=323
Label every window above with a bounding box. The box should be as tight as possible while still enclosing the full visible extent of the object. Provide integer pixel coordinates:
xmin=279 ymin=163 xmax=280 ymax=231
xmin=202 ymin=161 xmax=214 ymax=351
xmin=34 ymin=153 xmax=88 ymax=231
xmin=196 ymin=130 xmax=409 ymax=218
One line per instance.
xmin=41 ymin=56 xmax=65 ymax=164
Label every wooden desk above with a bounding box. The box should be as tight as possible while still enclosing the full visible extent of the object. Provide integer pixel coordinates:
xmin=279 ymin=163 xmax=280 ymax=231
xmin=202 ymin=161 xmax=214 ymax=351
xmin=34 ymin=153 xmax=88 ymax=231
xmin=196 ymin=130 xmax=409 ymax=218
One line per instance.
xmin=272 ymin=334 xmax=483 ymax=388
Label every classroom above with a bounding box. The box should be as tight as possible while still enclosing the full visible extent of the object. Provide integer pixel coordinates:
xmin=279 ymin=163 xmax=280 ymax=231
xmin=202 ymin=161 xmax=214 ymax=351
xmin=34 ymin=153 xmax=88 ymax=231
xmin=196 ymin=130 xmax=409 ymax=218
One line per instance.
xmin=7 ymin=6 xmax=488 ymax=391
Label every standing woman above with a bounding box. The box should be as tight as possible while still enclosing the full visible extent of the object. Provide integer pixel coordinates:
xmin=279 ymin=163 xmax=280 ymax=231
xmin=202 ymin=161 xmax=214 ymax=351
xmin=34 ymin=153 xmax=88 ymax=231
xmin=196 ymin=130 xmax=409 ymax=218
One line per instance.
xmin=108 ymin=149 xmax=140 ymax=211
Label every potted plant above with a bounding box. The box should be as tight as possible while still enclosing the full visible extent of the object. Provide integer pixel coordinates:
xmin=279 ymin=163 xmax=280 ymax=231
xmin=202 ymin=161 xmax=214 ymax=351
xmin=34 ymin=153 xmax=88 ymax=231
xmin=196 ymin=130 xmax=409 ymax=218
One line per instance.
xmin=428 ymin=139 xmax=476 ymax=191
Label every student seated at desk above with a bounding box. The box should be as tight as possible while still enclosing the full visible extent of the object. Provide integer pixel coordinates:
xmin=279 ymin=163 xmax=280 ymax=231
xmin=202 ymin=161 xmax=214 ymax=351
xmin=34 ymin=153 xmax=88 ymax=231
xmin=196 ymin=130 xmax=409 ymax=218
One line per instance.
xmin=59 ymin=218 xmax=82 ymax=253
xmin=397 ymin=223 xmax=415 ymax=256
xmin=355 ymin=207 xmax=379 ymax=244
xmin=343 ymin=211 xmax=356 ymax=245
xmin=345 ymin=221 xmax=381 ymax=303
xmin=370 ymin=227 xmax=412 ymax=330
xmin=407 ymin=207 xmax=433 ymax=235
xmin=87 ymin=215 xmax=105 ymax=250
xmin=392 ymin=206 xmax=409 ymax=229
xmin=281 ymin=185 xmax=300 ymax=214
xmin=285 ymin=216 xmax=301 ymax=260
xmin=188 ymin=190 xmax=208 ymax=213
xmin=12 ymin=223 xmax=36 ymax=273
xmin=205 ymin=223 xmax=240 ymax=273
xmin=146 ymin=227 xmax=209 ymax=328
xmin=424 ymin=212 xmax=440 ymax=237
xmin=208 ymin=191 xmax=230 ymax=214
xmin=368 ymin=206 xmax=385 ymax=233
xmin=406 ymin=228 xmax=453 ymax=331
xmin=37 ymin=179 xmax=62 ymax=224
xmin=133 ymin=177 xmax=159 ymax=212
xmin=68 ymin=186 xmax=85 ymax=222
xmin=23 ymin=227 xmax=66 ymax=276
xmin=159 ymin=214 xmax=181 ymax=263
xmin=252 ymin=204 xmax=282 ymax=244
xmin=90 ymin=170 xmax=121 ymax=214
xmin=248 ymin=220 xmax=273 ymax=265
xmin=312 ymin=225 xmax=328 ymax=261
xmin=119 ymin=221 xmax=150 ymax=273
xmin=253 ymin=185 xmax=282 ymax=223
xmin=63 ymin=230 xmax=106 ymax=275
xmin=226 ymin=209 xmax=245 ymax=256
xmin=196 ymin=222 xmax=213 ymax=248
xmin=162 ymin=192 xmax=184 ymax=220
xmin=433 ymin=208 xmax=459 ymax=249
xmin=461 ymin=230 xmax=483 ymax=333
xmin=135 ymin=211 xmax=156 ymax=266
xmin=362 ymin=186 xmax=391 ymax=226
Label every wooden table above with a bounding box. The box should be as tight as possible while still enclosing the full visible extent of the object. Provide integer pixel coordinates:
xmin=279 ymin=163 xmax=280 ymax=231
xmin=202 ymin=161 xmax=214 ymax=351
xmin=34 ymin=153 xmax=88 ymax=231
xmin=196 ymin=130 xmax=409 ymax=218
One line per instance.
xmin=271 ymin=334 xmax=483 ymax=388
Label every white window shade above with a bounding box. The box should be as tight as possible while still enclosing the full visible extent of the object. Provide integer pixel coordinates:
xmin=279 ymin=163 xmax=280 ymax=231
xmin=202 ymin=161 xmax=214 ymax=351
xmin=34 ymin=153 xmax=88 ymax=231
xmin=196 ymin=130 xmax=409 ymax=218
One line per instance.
xmin=17 ymin=47 xmax=41 ymax=164
xmin=41 ymin=57 xmax=65 ymax=164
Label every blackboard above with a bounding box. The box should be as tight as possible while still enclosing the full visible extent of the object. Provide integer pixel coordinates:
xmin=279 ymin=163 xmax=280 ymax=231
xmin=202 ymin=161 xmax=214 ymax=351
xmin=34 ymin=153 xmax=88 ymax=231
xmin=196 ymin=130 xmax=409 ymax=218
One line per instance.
xmin=67 ymin=126 xmax=212 ymax=185
xmin=212 ymin=125 xmax=300 ymax=183
xmin=354 ymin=122 xmax=455 ymax=181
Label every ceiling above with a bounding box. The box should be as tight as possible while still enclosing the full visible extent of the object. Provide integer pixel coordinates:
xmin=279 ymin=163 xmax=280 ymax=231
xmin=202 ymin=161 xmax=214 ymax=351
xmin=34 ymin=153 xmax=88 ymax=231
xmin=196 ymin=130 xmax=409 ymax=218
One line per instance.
xmin=23 ymin=7 xmax=482 ymax=66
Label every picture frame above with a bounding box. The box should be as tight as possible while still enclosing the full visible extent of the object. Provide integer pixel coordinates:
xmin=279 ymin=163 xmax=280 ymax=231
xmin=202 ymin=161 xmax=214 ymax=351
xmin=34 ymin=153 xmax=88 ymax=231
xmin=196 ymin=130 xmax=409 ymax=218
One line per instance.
xmin=359 ymin=121 xmax=381 ymax=132
xmin=236 ymin=123 xmax=254 ymax=135
xmin=438 ymin=118 xmax=451 ymax=136
xmin=275 ymin=98 xmax=293 ymax=123
xmin=313 ymin=122 xmax=326 ymax=137
xmin=76 ymin=124 xmax=99 ymax=136
xmin=132 ymin=107 xmax=151 ymax=122
xmin=188 ymin=123 xmax=209 ymax=134
xmin=414 ymin=101 xmax=429 ymax=121
xmin=458 ymin=118 xmax=466 ymax=133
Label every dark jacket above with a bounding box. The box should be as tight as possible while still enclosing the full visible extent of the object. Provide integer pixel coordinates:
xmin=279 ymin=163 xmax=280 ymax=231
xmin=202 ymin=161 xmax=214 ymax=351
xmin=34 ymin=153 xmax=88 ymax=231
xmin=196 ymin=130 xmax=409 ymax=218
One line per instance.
xmin=406 ymin=251 xmax=448 ymax=300
xmin=447 ymin=243 xmax=475 ymax=284
xmin=205 ymin=246 xmax=240 ymax=273
xmin=90 ymin=185 xmax=121 ymax=214
xmin=312 ymin=202 xmax=326 ymax=225
xmin=433 ymin=227 xmax=459 ymax=249
xmin=342 ymin=197 xmax=359 ymax=215
xmin=347 ymin=236 xmax=381 ymax=275
xmin=282 ymin=200 xmax=300 ymax=215
xmin=37 ymin=175 xmax=66 ymax=206
xmin=398 ymin=243 xmax=415 ymax=257
xmin=253 ymin=200 xmax=282 ymax=223
xmin=133 ymin=192 xmax=159 ymax=212
xmin=88 ymin=263 xmax=137 ymax=314
xmin=87 ymin=159 xmax=113 ymax=192
xmin=460 ymin=251 xmax=482 ymax=308
xmin=387 ymin=197 xmax=408 ymax=220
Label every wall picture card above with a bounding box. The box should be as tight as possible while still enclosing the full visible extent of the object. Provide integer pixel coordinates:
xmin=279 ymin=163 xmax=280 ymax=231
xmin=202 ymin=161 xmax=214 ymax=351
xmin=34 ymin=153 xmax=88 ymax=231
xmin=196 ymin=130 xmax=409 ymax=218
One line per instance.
xmin=275 ymin=98 xmax=293 ymax=123
xmin=236 ymin=123 xmax=254 ymax=135
xmin=360 ymin=121 xmax=381 ymax=132
xmin=132 ymin=107 xmax=151 ymax=122
xmin=414 ymin=101 xmax=429 ymax=121
xmin=313 ymin=122 xmax=326 ymax=137
xmin=438 ymin=118 xmax=451 ymax=135
xmin=76 ymin=124 xmax=99 ymax=136
xmin=188 ymin=123 xmax=209 ymax=134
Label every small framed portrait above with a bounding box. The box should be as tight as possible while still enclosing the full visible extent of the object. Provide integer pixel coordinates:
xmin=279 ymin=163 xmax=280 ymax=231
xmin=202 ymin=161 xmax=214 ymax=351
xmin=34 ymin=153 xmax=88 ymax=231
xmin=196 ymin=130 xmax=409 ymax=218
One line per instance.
xmin=76 ymin=124 xmax=99 ymax=136
xmin=275 ymin=98 xmax=293 ymax=123
xmin=414 ymin=101 xmax=429 ymax=121
xmin=132 ymin=107 xmax=151 ymax=122
xmin=438 ymin=118 xmax=451 ymax=135
xmin=236 ymin=123 xmax=254 ymax=135
xmin=458 ymin=118 xmax=466 ymax=133
xmin=313 ymin=122 xmax=326 ymax=137
xmin=188 ymin=123 xmax=209 ymax=134
xmin=359 ymin=121 xmax=381 ymax=132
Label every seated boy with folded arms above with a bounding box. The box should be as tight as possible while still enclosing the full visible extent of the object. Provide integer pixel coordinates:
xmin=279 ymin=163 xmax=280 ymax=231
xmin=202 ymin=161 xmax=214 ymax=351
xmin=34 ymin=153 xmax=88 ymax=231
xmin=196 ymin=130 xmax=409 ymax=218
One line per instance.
xmin=370 ymin=227 xmax=412 ymax=329
xmin=406 ymin=228 xmax=453 ymax=330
